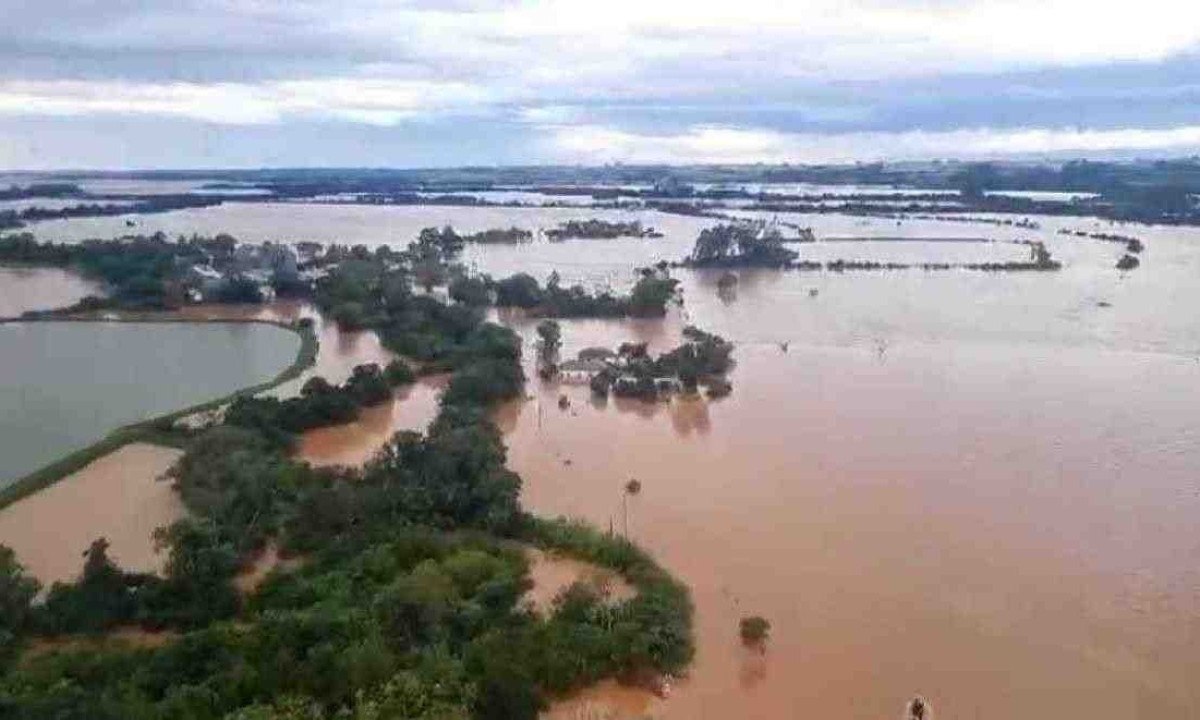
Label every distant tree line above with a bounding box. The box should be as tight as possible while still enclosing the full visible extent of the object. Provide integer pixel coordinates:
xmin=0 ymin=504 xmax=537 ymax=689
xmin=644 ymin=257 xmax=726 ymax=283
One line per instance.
xmin=1 ymin=195 xmax=223 ymax=231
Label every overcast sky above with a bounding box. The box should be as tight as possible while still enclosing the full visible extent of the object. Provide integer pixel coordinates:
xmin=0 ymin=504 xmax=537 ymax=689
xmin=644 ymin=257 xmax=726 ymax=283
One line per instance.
xmin=3 ymin=0 xmax=1200 ymax=169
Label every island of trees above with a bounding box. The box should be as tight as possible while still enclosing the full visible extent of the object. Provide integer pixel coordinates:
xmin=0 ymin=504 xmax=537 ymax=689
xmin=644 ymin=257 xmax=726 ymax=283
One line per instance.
xmin=677 ymin=222 xmax=1063 ymax=272
xmin=545 ymin=219 xmax=662 ymax=241
xmin=539 ymin=325 xmax=734 ymax=401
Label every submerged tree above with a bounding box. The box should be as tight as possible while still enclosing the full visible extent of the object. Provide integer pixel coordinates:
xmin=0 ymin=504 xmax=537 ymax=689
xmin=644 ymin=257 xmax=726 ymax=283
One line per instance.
xmin=689 ymin=223 xmax=798 ymax=268
xmin=739 ymin=615 xmax=771 ymax=646
xmin=535 ymin=320 xmax=562 ymax=366
xmin=622 ymin=478 xmax=642 ymax=537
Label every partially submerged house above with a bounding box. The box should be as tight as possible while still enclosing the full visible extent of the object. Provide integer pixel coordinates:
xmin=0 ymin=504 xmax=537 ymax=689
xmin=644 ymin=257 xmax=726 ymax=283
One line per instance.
xmin=558 ymin=358 xmax=610 ymax=384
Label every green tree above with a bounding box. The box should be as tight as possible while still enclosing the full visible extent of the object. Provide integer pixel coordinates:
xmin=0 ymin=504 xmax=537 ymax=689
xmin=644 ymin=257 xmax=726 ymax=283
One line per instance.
xmin=535 ymin=320 xmax=561 ymax=366
xmin=0 ymin=545 xmax=39 ymax=665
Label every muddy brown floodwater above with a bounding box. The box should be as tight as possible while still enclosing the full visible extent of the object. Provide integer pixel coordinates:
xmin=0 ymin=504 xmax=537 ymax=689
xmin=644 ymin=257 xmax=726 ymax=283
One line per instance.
xmin=176 ymin=301 xmax=448 ymax=466
xmin=0 ymin=443 xmax=184 ymax=587
xmin=523 ymin=547 xmax=636 ymax=616
xmin=297 ymin=374 xmax=448 ymax=467
xmin=505 ymin=320 xmax=1200 ymax=720
xmin=0 ymin=265 xmax=101 ymax=317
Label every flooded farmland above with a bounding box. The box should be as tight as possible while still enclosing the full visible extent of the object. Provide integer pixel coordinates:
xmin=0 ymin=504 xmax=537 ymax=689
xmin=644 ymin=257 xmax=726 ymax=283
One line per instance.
xmin=12 ymin=201 xmax=1200 ymax=717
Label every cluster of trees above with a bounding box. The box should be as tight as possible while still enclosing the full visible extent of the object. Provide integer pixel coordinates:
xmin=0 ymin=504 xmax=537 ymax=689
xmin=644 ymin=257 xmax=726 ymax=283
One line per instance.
xmin=685 ymin=223 xmax=799 ymax=268
xmin=464 ymin=227 xmax=533 ymax=244
xmin=224 ymin=362 xmax=410 ymax=446
xmin=545 ymin=219 xmax=661 ymax=241
xmin=589 ymin=326 xmax=735 ymax=400
xmin=1116 ymin=254 xmax=1141 ymax=270
xmin=491 ymin=269 xmax=679 ymax=318
xmin=0 ymin=266 xmax=693 ymax=719
xmin=0 ymin=233 xmax=197 ymax=308
xmin=0 ymin=233 xmax=300 ymax=311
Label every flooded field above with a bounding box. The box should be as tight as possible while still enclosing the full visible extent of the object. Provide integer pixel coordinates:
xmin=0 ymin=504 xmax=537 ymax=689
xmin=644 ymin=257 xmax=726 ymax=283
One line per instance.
xmin=28 ymin=202 xmax=707 ymax=251
xmin=0 ymin=320 xmax=299 ymax=485
xmin=0 ymin=443 xmax=183 ymax=586
xmin=512 ymin=337 xmax=1200 ymax=719
xmin=0 ymin=265 xmax=101 ymax=317
xmin=8 ymin=200 xmax=1200 ymax=718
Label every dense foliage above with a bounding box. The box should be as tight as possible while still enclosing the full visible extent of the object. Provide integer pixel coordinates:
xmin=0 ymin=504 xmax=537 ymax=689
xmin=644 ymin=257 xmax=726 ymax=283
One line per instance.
xmin=224 ymin=363 xmax=403 ymax=447
xmin=588 ymin=326 xmax=735 ymax=400
xmin=314 ymin=234 xmax=680 ymax=323
xmin=0 ymin=233 xmax=300 ymax=310
xmin=0 ymin=262 xmax=693 ymax=718
xmin=493 ymin=269 xmax=678 ymax=318
xmin=545 ymin=219 xmax=661 ymax=240
xmin=686 ymin=223 xmax=799 ymax=268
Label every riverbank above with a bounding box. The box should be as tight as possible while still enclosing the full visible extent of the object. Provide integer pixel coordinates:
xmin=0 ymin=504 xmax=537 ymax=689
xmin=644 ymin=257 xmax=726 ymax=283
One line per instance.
xmin=0 ymin=313 xmax=317 ymax=510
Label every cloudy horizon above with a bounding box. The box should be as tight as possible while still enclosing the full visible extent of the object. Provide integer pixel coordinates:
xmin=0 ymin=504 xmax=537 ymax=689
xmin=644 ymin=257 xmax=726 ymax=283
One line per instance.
xmin=3 ymin=0 xmax=1200 ymax=170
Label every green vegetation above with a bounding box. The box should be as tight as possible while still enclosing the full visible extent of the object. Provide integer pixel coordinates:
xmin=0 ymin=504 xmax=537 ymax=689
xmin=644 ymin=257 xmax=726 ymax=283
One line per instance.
xmin=589 ymin=326 xmax=735 ymax=400
xmin=535 ymin=320 xmax=561 ymax=377
xmin=223 ymin=363 xmax=407 ymax=447
xmin=0 ymin=233 xmax=301 ymax=311
xmin=738 ymin=615 xmax=771 ymax=645
xmin=493 ymin=268 xmax=679 ymax=318
xmin=0 ymin=266 xmax=693 ymax=718
xmin=464 ymin=227 xmax=533 ymax=244
xmin=0 ymin=546 xmax=39 ymax=668
xmin=318 ymin=236 xmax=679 ymax=321
xmin=685 ymin=223 xmax=798 ymax=268
xmin=545 ymin=219 xmax=661 ymax=241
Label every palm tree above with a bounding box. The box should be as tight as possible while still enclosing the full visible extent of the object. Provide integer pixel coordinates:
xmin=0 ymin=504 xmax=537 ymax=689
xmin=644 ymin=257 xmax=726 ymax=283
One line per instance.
xmin=622 ymin=478 xmax=642 ymax=537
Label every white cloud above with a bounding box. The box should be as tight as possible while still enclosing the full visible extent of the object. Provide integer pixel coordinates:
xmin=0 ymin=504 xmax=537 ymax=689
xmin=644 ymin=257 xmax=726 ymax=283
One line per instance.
xmin=9 ymin=0 xmax=1200 ymax=116
xmin=4 ymin=0 xmax=1200 ymax=165
xmin=543 ymin=123 xmax=1200 ymax=164
xmin=0 ymin=78 xmax=492 ymax=125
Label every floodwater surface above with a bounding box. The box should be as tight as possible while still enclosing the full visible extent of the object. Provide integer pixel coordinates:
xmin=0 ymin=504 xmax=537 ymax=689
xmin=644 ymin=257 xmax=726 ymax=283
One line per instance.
xmin=296 ymin=374 xmax=447 ymax=467
xmin=0 ymin=321 xmax=299 ymax=485
xmin=512 ymin=336 xmax=1200 ymax=719
xmin=0 ymin=443 xmax=183 ymax=586
xmin=13 ymin=202 xmax=1200 ymax=718
xmin=0 ymin=265 xmax=102 ymax=317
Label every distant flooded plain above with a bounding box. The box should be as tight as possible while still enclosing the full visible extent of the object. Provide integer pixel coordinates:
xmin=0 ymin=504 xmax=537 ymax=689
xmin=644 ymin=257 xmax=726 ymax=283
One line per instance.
xmin=15 ymin=202 xmax=1200 ymax=717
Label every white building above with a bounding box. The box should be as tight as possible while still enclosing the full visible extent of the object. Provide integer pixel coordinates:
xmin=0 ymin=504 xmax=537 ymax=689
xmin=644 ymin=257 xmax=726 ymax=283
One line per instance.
xmin=558 ymin=359 xmax=609 ymax=384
